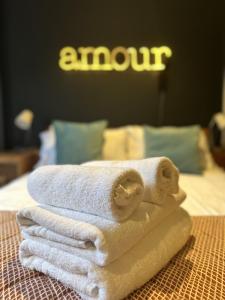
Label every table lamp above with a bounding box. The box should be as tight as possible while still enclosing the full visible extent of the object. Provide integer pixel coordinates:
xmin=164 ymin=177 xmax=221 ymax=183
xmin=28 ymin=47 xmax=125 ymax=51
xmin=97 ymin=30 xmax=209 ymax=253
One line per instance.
xmin=14 ymin=109 xmax=34 ymax=147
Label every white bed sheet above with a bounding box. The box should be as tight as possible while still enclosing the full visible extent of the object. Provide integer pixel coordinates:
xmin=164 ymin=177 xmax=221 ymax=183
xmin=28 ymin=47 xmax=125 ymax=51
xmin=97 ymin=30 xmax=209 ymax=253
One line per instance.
xmin=0 ymin=168 xmax=225 ymax=215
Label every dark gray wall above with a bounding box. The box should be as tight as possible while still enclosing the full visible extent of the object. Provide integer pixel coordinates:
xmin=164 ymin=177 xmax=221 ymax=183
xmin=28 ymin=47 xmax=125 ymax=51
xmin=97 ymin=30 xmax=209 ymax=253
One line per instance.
xmin=1 ymin=0 xmax=224 ymax=148
xmin=0 ymin=0 xmax=4 ymax=150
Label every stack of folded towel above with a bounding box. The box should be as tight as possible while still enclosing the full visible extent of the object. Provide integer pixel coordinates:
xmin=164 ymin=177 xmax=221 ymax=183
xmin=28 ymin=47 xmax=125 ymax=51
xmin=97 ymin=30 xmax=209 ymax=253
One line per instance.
xmin=17 ymin=157 xmax=192 ymax=300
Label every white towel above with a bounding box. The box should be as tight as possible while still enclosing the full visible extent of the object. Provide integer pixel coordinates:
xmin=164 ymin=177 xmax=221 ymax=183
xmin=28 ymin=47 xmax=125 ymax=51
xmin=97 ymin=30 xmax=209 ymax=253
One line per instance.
xmin=27 ymin=165 xmax=144 ymax=222
xmin=83 ymin=157 xmax=179 ymax=204
xmin=19 ymin=207 xmax=192 ymax=300
xmin=17 ymin=189 xmax=186 ymax=266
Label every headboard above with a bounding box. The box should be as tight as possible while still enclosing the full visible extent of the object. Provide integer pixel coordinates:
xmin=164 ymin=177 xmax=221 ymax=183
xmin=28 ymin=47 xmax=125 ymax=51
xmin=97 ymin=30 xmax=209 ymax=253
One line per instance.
xmin=1 ymin=0 xmax=222 ymax=148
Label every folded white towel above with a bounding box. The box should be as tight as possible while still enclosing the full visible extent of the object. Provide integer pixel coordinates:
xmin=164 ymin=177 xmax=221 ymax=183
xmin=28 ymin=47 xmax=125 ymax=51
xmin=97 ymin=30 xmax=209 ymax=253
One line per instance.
xmin=19 ymin=207 xmax=192 ymax=300
xmin=83 ymin=157 xmax=179 ymax=204
xmin=27 ymin=165 xmax=144 ymax=222
xmin=17 ymin=189 xmax=186 ymax=266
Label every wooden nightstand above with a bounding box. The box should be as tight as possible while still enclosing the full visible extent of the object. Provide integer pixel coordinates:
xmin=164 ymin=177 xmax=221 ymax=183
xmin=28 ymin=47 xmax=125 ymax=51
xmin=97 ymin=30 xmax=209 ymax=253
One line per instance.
xmin=211 ymin=147 xmax=225 ymax=169
xmin=0 ymin=148 xmax=39 ymax=186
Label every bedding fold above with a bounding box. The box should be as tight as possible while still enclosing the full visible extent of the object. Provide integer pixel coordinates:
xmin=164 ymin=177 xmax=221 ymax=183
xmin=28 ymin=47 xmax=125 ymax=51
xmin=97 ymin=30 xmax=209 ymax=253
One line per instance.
xmin=83 ymin=157 xmax=179 ymax=204
xmin=19 ymin=207 xmax=192 ymax=300
xmin=27 ymin=165 xmax=144 ymax=222
xmin=17 ymin=189 xmax=186 ymax=266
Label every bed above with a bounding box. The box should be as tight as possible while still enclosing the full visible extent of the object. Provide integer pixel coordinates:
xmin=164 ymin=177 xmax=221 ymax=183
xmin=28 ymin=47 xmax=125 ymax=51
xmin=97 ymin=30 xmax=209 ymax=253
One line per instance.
xmin=1 ymin=168 xmax=225 ymax=300
xmin=1 ymin=124 xmax=225 ymax=299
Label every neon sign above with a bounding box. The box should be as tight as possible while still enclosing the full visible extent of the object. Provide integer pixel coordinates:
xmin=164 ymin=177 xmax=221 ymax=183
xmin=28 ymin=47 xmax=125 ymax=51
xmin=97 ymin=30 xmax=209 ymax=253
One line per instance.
xmin=59 ymin=46 xmax=172 ymax=72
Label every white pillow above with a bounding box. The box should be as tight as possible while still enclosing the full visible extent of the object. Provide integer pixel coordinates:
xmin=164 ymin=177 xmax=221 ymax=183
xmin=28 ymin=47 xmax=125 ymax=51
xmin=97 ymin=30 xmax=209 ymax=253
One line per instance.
xmin=35 ymin=126 xmax=56 ymax=167
xmin=102 ymin=127 xmax=128 ymax=160
xmin=126 ymin=125 xmax=145 ymax=159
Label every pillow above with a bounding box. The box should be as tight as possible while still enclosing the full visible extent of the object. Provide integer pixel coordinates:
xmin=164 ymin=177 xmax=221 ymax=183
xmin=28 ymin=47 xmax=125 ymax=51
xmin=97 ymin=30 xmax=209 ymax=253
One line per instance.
xmin=126 ymin=126 xmax=214 ymax=169
xmin=144 ymin=125 xmax=203 ymax=174
xmin=126 ymin=125 xmax=144 ymax=159
xmin=103 ymin=127 xmax=128 ymax=160
xmin=53 ymin=120 xmax=107 ymax=164
xmin=35 ymin=126 xmax=56 ymax=167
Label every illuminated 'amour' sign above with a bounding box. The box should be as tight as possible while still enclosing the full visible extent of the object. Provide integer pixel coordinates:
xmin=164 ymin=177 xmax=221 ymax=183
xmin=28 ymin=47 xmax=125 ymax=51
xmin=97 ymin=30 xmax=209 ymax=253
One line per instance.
xmin=59 ymin=46 xmax=172 ymax=72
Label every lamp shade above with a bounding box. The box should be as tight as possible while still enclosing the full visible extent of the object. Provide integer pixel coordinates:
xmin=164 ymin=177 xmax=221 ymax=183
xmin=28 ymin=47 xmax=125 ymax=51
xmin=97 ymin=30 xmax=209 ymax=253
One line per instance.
xmin=213 ymin=113 xmax=225 ymax=130
xmin=14 ymin=109 xmax=34 ymax=130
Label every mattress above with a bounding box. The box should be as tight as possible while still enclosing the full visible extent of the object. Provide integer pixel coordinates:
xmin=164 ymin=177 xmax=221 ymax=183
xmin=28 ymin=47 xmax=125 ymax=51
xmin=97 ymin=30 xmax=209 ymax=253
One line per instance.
xmin=1 ymin=211 xmax=224 ymax=300
xmin=0 ymin=167 xmax=225 ymax=215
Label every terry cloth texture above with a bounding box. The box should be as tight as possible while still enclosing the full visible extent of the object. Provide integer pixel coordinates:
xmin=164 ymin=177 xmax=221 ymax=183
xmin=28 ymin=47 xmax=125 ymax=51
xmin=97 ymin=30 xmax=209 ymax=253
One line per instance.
xmin=1 ymin=212 xmax=224 ymax=300
xmin=27 ymin=165 xmax=144 ymax=222
xmin=17 ymin=191 xmax=185 ymax=266
xmin=83 ymin=157 xmax=179 ymax=204
xmin=18 ymin=208 xmax=191 ymax=300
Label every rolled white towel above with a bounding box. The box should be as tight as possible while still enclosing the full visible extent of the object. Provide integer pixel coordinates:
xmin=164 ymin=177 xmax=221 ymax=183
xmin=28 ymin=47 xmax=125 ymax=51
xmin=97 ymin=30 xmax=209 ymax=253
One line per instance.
xmin=83 ymin=157 xmax=179 ymax=204
xmin=19 ymin=207 xmax=192 ymax=300
xmin=17 ymin=189 xmax=186 ymax=266
xmin=27 ymin=165 xmax=144 ymax=222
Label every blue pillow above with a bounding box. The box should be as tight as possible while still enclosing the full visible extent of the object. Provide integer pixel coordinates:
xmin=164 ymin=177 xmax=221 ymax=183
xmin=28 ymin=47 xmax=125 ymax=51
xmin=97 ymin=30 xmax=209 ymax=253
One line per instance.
xmin=53 ymin=120 xmax=108 ymax=164
xmin=144 ymin=125 xmax=203 ymax=174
